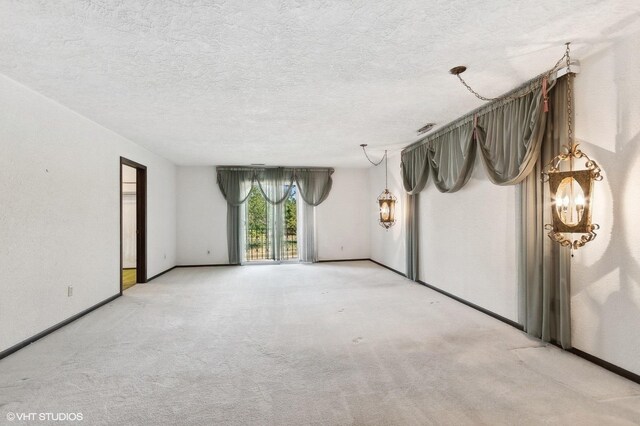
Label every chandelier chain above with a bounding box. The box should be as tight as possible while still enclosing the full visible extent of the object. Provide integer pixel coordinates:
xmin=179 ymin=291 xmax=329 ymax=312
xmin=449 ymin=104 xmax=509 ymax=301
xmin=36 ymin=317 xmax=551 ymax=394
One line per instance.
xmin=455 ymin=49 xmax=569 ymax=103
xmin=565 ymin=43 xmax=573 ymax=148
xmin=385 ymin=151 xmax=388 ymax=189
xmin=361 ymin=145 xmax=385 ymax=167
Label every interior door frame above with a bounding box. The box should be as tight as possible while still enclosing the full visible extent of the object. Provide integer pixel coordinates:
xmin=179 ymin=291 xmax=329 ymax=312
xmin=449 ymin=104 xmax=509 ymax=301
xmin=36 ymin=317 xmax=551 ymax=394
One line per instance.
xmin=120 ymin=157 xmax=147 ymax=293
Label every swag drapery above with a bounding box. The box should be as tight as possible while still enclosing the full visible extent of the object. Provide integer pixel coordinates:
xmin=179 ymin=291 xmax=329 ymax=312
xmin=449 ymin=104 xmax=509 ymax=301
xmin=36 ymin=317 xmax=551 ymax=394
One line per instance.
xmin=400 ymin=74 xmax=572 ymax=348
xmin=216 ymin=166 xmax=334 ymax=265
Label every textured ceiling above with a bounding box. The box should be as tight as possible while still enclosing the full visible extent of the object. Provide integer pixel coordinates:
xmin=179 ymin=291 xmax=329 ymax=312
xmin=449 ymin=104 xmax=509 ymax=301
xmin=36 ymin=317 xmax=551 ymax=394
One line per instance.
xmin=1 ymin=1 xmax=639 ymax=167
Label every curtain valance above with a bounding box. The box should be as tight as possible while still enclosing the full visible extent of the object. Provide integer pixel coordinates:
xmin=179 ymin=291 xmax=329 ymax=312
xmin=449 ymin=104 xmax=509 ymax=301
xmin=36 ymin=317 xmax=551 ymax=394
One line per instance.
xmin=399 ymin=73 xmax=558 ymax=285
xmin=400 ymin=75 xmax=556 ymax=194
xmin=216 ymin=169 xmax=254 ymax=206
xmin=255 ymin=168 xmax=295 ymax=205
xmin=476 ymin=82 xmax=552 ymax=185
xmin=216 ymin=166 xmax=334 ymax=207
xmin=295 ymin=169 xmax=334 ymax=206
xmin=427 ymin=121 xmax=476 ymax=193
xmin=401 ymin=144 xmax=429 ymax=195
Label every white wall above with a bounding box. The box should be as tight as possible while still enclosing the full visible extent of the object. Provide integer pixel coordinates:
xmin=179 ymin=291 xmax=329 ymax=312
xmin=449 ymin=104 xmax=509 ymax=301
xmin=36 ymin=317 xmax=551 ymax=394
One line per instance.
xmin=176 ymin=166 xmax=371 ymax=264
xmin=176 ymin=167 xmax=228 ymax=265
xmin=571 ymin=25 xmax=640 ymax=375
xmin=369 ymin=152 xmax=406 ymax=274
xmin=367 ymin=151 xmax=517 ymax=320
xmin=419 ymin=155 xmax=517 ymax=321
xmin=0 ymin=74 xmax=176 ymax=353
xmin=317 ymin=168 xmax=371 ymax=260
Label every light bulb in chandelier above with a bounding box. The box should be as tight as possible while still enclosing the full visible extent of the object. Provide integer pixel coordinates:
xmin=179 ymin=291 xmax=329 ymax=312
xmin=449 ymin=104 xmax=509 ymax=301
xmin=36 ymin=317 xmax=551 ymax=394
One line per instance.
xmin=378 ymin=188 xmax=396 ymax=229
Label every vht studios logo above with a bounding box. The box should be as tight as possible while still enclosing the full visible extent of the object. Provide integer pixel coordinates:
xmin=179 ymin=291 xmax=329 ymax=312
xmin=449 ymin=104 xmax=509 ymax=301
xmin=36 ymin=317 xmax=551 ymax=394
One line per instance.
xmin=6 ymin=412 xmax=84 ymax=422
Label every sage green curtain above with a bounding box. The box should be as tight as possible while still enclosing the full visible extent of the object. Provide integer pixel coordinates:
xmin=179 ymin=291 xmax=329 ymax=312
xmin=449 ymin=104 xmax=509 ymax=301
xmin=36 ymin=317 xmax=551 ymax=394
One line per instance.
xmin=295 ymin=169 xmax=333 ymax=206
xmin=295 ymin=168 xmax=334 ymax=262
xmin=297 ymin=201 xmax=316 ymax=263
xmin=256 ymin=168 xmax=295 ymax=260
xmin=518 ymin=77 xmax=571 ymax=348
xmin=475 ymin=81 xmax=552 ymax=185
xmin=400 ymin=76 xmax=553 ymax=285
xmin=427 ymin=121 xmax=476 ymax=193
xmin=401 ymin=144 xmax=430 ymax=196
xmin=405 ymin=193 xmax=419 ymax=280
xmin=401 ymin=121 xmax=474 ymax=280
xmin=401 ymin=144 xmax=429 ymax=281
xmin=399 ymin=73 xmax=571 ymax=347
xmin=216 ymin=168 xmax=255 ymax=264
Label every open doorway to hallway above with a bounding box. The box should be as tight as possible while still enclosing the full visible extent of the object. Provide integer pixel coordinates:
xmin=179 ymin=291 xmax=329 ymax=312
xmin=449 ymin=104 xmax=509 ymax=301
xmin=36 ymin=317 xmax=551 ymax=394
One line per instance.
xmin=120 ymin=158 xmax=147 ymax=292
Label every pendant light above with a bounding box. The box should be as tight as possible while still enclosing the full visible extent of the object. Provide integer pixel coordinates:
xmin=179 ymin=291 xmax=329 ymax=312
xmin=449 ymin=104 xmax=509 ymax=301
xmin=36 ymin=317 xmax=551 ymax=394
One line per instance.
xmin=541 ymin=43 xmax=603 ymax=252
xmin=361 ymin=144 xmax=397 ymax=229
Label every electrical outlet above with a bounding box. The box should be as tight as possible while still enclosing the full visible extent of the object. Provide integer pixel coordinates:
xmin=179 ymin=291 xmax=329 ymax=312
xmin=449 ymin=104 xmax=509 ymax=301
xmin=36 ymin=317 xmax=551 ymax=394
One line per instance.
xmin=207 ymin=250 xmax=210 ymax=255
xmin=164 ymin=253 xmax=167 ymax=259
xmin=341 ymin=246 xmax=344 ymax=251
xmin=67 ymin=286 xmax=73 ymax=297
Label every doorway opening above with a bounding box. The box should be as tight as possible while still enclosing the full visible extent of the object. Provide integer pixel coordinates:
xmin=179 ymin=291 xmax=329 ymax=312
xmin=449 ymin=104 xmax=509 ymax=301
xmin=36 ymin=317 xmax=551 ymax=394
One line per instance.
xmin=120 ymin=158 xmax=147 ymax=292
xmin=245 ymin=183 xmax=297 ymax=262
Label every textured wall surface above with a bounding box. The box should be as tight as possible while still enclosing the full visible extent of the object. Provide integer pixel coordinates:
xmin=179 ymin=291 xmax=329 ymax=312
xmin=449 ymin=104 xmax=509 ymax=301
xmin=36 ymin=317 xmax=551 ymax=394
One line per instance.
xmin=571 ymin=23 xmax=640 ymax=375
xmin=368 ymin=151 xmax=518 ymax=320
xmin=176 ymin=166 xmax=229 ymax=265
xmin=418 ymin=155 xmax=518 ymax=321
xmin=316 ymin=168 xmax=371 ymax=261
xmin=0 ymin=74 xmax=177 ymax=352
xmin=1 ymin=1 xmax=638 ymax=167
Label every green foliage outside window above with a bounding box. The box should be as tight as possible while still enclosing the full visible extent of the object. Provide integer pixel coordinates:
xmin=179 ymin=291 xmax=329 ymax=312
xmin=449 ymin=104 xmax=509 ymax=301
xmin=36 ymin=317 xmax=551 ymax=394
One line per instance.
xmin=246 ymin=184 xmax=297 ymax=259
xmin=285 ymin=186 xmax=297 ymax=235
xmin=247 ymin=185 xmax=267 ymax=234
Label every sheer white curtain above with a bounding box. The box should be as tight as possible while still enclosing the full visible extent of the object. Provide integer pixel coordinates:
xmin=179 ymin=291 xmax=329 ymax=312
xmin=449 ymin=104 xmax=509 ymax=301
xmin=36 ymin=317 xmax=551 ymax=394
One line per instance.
xmin=256 ymin=168 xmax=294 ymax=261
xmin=297 ymin=200 xmax=316 ymax=263
xmin=295 ymin=168 xmax=334 ymax=263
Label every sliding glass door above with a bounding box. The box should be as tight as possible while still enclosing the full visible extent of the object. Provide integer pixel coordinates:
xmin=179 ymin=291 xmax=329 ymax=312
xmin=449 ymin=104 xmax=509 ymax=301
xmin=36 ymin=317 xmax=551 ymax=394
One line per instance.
xmin=244 ymin=183 xmax=297 ymax=262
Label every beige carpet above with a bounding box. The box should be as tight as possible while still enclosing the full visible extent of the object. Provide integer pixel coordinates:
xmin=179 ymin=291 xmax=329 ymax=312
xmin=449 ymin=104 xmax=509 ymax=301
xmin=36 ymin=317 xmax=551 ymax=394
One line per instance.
xmin=1 ymin=261 xmax=639 ymax=425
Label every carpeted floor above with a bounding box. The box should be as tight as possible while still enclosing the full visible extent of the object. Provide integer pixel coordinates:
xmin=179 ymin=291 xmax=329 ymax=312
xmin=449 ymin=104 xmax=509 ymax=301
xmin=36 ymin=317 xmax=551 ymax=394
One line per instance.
xmin=1 ymin=261 xmax=639 ymax=425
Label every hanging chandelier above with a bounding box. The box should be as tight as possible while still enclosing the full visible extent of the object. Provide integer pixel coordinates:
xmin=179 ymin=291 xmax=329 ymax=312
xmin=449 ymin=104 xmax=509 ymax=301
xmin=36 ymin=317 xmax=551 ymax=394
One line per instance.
xmin=541 ymin=43 xmax=603 ymax=252
xmin=360 ymin=144 xmax=397 ymax=229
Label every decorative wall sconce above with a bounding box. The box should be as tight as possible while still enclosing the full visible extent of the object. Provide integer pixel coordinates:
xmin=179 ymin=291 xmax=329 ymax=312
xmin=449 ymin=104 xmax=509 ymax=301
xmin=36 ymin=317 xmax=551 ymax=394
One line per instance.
xmin=541 ymin=43 xmax=603 ymax=252
xmin=361 ymin=144 xmax=397 ymax=229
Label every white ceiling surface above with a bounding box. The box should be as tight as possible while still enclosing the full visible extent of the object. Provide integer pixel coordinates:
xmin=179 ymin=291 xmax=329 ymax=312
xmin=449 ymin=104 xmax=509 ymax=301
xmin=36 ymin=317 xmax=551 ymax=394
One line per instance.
xmin=1 ymin=1 xmax=639 ymax=167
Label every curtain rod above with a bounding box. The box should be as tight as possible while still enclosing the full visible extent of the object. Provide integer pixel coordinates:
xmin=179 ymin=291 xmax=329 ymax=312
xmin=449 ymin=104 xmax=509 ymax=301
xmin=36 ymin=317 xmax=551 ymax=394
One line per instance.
xmin=402 ymin=62 xmax=578 ymax=154
xmin=216 ymin=166 xmax=335 ymax=172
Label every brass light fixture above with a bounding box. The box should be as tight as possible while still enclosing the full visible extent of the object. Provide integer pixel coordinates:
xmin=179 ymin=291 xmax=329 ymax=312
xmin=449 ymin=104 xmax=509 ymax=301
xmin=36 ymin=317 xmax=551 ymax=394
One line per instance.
xmin=541 ymin=43 xmax=603 ymax=252
xmin=361 ymin=144 xmax=397 ymax=229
